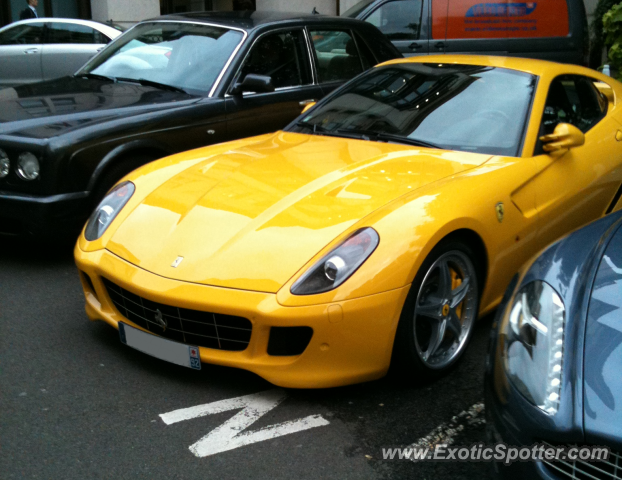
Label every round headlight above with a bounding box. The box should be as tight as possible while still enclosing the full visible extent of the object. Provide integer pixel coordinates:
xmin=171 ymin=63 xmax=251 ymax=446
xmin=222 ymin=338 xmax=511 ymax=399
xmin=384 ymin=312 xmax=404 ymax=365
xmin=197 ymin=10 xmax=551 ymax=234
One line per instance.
xmin=324 ymin=255 xmax=347 ymax=282
xmin=16 ymin=152 xmax=40 ymax=181
xmin=0 ymin=149 xmax=9 ymax=178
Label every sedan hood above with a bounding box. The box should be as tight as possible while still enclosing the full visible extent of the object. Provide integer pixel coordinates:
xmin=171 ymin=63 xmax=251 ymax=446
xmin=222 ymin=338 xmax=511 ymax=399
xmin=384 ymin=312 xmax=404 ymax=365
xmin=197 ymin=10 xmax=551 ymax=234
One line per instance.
xmin=0 ymin=77 xmax=197 ymax=139
xmin=107 ymin=132 xmax=491 ymax=293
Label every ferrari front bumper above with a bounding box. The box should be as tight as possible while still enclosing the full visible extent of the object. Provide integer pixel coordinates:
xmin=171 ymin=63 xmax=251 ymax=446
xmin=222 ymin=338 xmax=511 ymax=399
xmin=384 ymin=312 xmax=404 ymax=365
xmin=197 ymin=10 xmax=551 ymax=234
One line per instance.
xmin=75 ymin=246 xmax=410 ymax=388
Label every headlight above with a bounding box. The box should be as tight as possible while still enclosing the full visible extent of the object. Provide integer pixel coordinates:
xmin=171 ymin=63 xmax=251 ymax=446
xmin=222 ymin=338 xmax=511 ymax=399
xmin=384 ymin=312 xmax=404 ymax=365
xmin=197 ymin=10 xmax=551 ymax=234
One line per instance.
xmin=16 ymin=152 xmax=40 ymax=180
xmin=291 ymin=227 xmax=379 ymax=295
xmin=501 ymin=280 xmax=566 ymax=415
xmin=85 ymin=181 xmax=135 ymax=241
xmin=0 ymin=149 xmax=9 ymax=178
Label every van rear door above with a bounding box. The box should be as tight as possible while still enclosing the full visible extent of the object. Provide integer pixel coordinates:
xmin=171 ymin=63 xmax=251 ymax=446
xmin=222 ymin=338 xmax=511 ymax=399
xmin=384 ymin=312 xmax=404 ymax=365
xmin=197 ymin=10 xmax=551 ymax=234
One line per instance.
xmin=432 ymin=0 xmax=583 ymax=64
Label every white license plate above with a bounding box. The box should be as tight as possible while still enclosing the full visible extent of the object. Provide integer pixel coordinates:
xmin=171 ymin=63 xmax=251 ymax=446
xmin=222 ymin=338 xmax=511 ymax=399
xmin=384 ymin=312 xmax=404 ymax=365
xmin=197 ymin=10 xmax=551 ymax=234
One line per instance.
xmin=119 ymin=322 xmax=201 ymax=370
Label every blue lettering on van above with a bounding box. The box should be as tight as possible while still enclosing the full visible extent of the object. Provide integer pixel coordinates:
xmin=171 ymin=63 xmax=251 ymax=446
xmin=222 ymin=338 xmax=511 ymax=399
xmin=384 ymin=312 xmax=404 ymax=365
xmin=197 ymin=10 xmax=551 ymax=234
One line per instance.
xmin=465 ymin=2 xmax=537 ymax=17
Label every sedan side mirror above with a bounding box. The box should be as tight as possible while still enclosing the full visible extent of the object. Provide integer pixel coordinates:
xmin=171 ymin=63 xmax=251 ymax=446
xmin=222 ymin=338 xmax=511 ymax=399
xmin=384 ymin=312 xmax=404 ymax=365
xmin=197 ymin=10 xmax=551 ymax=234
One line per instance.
xmin=230 ymin=74 xmax=275 ymax=96
xmin=539 ymin=123 xmax=585 ymax=154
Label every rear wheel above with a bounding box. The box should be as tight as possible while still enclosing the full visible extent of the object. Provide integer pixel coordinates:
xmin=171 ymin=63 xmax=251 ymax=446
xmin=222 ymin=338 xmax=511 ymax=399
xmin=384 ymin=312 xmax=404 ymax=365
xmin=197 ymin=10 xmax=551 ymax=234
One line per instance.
xmin=393 ymin=239 xmax=481 ymax=380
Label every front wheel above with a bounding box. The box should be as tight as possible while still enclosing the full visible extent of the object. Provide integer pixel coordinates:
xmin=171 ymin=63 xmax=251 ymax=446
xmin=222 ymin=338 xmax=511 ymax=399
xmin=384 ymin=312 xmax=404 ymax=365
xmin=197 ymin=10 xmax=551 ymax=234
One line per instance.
xmin=393 ymin=240 xmax=481 ymax=380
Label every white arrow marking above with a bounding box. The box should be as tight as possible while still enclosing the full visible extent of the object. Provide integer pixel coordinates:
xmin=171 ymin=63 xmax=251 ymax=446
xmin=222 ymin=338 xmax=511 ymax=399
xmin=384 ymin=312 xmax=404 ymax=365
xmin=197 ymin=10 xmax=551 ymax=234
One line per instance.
xmin=160 ymin=389 xmax=330 ymax=457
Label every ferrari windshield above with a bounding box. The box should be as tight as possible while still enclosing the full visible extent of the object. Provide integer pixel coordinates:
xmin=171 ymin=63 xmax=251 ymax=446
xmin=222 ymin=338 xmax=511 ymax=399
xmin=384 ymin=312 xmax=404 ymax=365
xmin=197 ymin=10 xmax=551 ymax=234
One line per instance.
xmin=78 ymin=22 xmax=244 ymax=95
xmin=291 ymin=64 xmax=536 ymax=156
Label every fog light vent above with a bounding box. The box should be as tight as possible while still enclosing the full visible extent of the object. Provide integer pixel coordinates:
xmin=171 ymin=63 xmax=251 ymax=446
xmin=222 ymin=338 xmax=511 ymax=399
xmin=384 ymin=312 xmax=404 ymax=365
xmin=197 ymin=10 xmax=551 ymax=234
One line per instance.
xmin=267 ymin=327 xmax=313 ymax=356
xmin=80 ymin=271 xmax=97 ymax=298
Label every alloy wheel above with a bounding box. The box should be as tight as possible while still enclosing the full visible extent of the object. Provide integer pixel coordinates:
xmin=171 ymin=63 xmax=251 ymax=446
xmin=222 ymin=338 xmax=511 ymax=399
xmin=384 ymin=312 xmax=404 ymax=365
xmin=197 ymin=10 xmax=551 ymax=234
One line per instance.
xmin=413 ymin=250 xmax=478 ymax=369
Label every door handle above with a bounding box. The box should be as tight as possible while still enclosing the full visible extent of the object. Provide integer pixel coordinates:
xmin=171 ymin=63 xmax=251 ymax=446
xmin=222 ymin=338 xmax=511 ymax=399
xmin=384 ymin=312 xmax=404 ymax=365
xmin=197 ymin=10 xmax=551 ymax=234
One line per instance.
xmin=434 ymin=42 xmax=445 ymax=50
xmin=408 ymin=42 xmax=423 ymax=50
xmin=24 ymin=48 xmax=39 ymax=54
xmin=299 ymin=99 xmax=316 ymax=106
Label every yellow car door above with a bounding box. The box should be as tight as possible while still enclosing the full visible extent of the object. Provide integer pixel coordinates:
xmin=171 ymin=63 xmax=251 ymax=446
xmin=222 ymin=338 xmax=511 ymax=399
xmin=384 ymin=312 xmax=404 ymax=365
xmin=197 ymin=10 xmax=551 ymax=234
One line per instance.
xmin=523 ymin=75 xmax=622 ymax=250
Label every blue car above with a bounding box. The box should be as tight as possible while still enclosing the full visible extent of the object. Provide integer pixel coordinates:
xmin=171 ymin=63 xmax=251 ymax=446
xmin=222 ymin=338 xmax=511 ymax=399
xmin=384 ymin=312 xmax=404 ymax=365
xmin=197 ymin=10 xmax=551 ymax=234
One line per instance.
xmin=485 ymin=209 xmax=622 ymax=479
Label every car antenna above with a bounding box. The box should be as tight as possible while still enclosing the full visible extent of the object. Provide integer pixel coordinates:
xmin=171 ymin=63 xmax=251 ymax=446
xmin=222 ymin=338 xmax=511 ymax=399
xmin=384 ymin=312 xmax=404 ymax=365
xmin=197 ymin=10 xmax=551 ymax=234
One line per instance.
xmin=312 ymin=7 xmax=319 ymax=14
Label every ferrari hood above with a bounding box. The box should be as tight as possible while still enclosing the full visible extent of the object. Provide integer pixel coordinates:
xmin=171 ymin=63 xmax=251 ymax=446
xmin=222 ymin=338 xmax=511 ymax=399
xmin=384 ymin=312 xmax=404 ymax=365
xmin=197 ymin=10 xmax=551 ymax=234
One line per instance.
xmin=107 ymin=132 xmax=491 ymax=293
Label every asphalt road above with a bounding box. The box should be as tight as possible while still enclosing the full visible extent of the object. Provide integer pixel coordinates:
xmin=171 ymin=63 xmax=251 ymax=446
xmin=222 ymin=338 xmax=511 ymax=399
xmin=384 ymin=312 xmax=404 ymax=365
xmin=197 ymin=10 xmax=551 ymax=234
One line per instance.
xmin=0 ymin=237 xmax=494 ymax=480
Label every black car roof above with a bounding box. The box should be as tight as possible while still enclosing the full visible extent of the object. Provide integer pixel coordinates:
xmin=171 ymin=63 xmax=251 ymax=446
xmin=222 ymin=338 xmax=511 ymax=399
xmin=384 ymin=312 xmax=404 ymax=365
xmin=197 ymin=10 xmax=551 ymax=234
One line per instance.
xmin=145 ymin=10 xmax=366 ymax=31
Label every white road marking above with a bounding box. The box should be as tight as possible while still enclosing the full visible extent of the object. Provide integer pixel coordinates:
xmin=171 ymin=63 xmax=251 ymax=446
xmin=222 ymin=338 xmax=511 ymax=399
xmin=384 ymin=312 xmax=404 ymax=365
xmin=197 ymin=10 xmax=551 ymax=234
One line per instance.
xmin=408 ymin=402 xmax=485 ymax=459
xmin=160 ymin=389 xmax=330 ymax=458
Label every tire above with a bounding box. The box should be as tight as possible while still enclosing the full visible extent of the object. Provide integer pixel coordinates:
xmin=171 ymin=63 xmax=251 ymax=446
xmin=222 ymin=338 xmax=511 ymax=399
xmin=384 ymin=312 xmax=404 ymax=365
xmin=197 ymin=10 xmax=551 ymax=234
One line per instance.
xmin=90 ymin=153 xmax=156 ymax=208
xmin=392 ymin=238 xmax=483 ymax=381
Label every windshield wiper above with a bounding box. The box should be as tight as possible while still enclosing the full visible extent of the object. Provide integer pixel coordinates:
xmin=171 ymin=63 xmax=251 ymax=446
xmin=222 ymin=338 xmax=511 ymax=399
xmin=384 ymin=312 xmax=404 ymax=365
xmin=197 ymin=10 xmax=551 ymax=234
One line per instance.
xmin=116 ymin=77 xmax=187 ymax=94
xmin=296 ymin=121 xmax=329 ymax=133
xmin=376 ymin=133 xmax=442 ymax=150
xmin=74 ymin=72 xmax=116 ymax=82
xmin=335 ymin=128 xmax=442 ymax=149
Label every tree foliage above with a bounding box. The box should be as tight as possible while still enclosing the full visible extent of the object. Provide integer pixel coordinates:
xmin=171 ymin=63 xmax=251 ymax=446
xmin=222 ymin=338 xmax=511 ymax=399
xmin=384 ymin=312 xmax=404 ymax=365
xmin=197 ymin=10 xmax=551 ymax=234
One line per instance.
xmin=590 ymin=0 xmax=621 ymax=68
xmin=603 ymin=3 xmax=622 ymax=79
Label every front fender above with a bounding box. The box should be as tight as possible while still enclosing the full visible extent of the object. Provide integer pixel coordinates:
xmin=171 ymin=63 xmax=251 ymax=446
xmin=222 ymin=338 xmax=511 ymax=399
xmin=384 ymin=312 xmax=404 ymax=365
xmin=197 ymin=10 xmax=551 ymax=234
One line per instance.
xmin=65 ymin=138 xmax=173 ymax=193
xmin=277 ymin=157 xmax=538 ymax=315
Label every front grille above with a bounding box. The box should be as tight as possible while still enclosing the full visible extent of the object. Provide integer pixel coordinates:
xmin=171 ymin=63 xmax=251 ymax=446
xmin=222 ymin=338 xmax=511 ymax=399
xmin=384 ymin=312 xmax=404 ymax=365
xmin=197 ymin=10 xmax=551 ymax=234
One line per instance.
xmin=542 ymin=442 xmax=621 ymax=480
xmin=102 ymin=278 xmax=252 ymax=351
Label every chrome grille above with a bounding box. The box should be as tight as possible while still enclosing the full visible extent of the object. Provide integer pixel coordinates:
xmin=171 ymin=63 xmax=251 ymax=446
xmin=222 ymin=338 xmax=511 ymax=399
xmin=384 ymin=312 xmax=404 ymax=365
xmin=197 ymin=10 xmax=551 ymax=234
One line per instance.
xmin=542 ymin=442 xmax=621 ymax=480
xmin=102 ymin=278 xmax=252 ymax=351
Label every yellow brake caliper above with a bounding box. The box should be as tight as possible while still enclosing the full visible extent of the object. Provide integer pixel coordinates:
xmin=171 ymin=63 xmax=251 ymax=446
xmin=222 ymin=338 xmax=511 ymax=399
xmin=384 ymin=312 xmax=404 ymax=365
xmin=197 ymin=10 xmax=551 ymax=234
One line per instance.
xmin=451 ymin=268 xmax=464 ymax=320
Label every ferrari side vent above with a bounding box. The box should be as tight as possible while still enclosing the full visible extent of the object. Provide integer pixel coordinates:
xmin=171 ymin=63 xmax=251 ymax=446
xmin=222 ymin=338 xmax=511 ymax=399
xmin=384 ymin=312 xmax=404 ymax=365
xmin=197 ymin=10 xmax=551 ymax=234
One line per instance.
xmin=605 ymin=183 xmax=622 ymax=215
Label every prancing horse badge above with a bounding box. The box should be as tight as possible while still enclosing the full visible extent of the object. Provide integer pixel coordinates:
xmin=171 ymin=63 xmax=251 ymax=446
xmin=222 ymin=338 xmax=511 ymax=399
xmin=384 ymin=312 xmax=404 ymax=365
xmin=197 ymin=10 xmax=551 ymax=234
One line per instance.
xmin=496 ymin=202 xmax=505 ymax=223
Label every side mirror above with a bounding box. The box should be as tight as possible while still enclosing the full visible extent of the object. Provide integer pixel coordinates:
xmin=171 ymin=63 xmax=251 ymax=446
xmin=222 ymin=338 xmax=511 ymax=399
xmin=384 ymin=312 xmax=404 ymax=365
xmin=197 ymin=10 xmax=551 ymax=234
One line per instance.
xmin=594 ymin=81 xmax=614 ymax=104
xmin=539 ymin=123 xmax=585 ymax=154
xmin=230 ymin=74 xmax=274 ymax=95
xmin=301 ymin=101 xmax=316 ymax=114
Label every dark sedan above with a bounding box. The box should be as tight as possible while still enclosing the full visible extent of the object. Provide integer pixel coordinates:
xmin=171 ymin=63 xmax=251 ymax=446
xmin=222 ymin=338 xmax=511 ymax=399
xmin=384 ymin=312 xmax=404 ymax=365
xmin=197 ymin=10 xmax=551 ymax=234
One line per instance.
xmin=0 ymin=11 xmax=399 ymax=237
xmin=485 ymin=209 xmax=622 ymax=479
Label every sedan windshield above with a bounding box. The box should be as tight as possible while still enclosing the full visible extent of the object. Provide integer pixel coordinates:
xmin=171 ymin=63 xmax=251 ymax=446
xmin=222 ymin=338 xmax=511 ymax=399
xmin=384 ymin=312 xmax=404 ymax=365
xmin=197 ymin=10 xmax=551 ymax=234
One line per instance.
xmin=291 ymin=64 xmax=536 ymax=156
xmin=78 ymin=22 xmax=244 ymax=95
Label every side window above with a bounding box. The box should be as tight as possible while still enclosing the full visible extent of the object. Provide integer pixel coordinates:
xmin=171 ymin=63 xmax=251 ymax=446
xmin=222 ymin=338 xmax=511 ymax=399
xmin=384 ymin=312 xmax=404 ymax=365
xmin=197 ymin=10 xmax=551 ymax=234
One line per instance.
xmin=46 ymin=22 xmax=99 ymax=45
xmin=93 ymin=30 xmax=110 ymax=44
xmin=0 ymin=23 xmax=44 ymax=45
xmin=309 ymin=30 xmax=364 ymax=83
xmin=541 ymin=75 xmax=608 ymax=136
xmin=366 ymin=0 xmax=424 ymax=40
xmin=353 ymin=32 xmax=378 ymax=69
xmin=236 ymin=30 xmax=311 ymax=90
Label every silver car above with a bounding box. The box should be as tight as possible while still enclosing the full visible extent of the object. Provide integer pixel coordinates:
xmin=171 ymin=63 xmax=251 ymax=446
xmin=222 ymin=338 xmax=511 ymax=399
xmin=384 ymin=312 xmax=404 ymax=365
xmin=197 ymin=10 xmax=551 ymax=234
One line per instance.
xmin=0 ymin=18 xmax=122 ymax=88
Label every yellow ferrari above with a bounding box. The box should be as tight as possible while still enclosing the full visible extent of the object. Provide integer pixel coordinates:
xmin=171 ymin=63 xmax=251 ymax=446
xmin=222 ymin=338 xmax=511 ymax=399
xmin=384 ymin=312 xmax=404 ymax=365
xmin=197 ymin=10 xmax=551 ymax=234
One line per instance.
xmin=75 ymin=55 xmax=622 ymax=388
